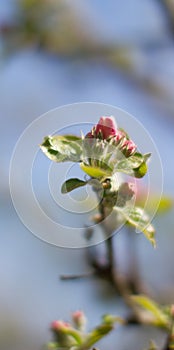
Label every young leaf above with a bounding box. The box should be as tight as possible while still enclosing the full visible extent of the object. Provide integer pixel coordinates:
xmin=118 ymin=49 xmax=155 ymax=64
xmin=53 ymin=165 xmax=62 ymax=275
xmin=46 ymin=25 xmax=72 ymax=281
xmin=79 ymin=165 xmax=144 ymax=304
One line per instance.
xmin=115 ymin=153 xmax=149 ymax=178
xmin=116 ymin=206 xmax=156 ymax=247
xmin=133 ymin=161 xmax=147 ymax=178
xmin=80 ymin=163 xmax=112 ymax=178
xmin=40 ymin=135 xmax=82 ymax=163
xmin=61 ymin=178 xmax=87 ymax=194
xmin=131 ymin=295 xmax=169 ymax=328
xmin=60 ymin=135 xmax=82 ymax=141
xmin=78 ymin=315 xmax=123 ymax=349
xmin=80 ymin=323 xmax=113 ymax=348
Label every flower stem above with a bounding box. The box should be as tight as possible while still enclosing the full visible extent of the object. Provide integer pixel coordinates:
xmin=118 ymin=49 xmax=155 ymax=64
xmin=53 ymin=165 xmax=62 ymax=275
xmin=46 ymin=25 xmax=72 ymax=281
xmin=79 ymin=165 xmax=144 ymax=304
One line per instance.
xmin=98 ymin=202 xmax=147 ymax=324
xmin=106 ymin=235 xmax=114 ymax=271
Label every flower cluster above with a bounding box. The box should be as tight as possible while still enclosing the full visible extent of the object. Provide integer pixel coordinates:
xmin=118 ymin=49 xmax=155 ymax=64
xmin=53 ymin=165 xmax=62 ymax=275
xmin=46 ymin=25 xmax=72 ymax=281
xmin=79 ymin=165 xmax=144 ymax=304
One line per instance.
xmin=50 ymin=311 xmax=86 ymax=348
xmin=85 ymin=116 xmax=137 ymax=158
xmin=49 ymin=311 xmax=119 ymax=349
xmin=40 ymin=115 xmax=155 ymax=246
xmin=48 ymin=310 xmax=121 ymax=350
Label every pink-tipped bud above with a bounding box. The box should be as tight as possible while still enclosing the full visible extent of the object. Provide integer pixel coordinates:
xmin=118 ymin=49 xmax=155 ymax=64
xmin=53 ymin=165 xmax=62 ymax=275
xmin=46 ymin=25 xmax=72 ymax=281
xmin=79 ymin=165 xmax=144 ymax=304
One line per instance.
xmin=95 ymin=116 xmax=117 ymax=139
xmin=85 ymin=131 xmax=94 ymax=139
xmin=51 ymin=320 xmax=71 ymax=332
xmin=85 ymin=116 xmax=117 ymax=140
xmin=121 ymin=139 xmax=137 ymax=157
xmin=51 ymin=320 xmax=77 ymax=347
xmin=114 ymin=130 xmax=125 ymax=144
xmin=72 ymin=310 xmax=87 ymax=330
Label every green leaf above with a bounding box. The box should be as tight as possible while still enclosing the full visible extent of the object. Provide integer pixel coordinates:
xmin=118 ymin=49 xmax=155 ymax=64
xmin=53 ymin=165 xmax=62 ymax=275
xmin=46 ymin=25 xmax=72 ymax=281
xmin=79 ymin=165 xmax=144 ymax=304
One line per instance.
xmin=78 ymin=316 xmax=122 ymax=349
xmin=61 ymin=178 xmax=87 ymax=194
xmin=116 ymin=206 xmax=156 ymax=247
xmin=131 ymin=295 xmax=169 ymax=328
xmin=133 ymin=161 xmax=147 ymax=178
xmin=115 ymin=152 xmax=149 ymax=178
xmin=102 ymin=314 xmax=124 ymax=325
xmin=80 ymin=163 xmax=112 ymax=178
xmin=84 ymin=323 xmax=113 ymax=347
xmin=60 ymin=135 xmax=82 ymax=141
xmin=40 ymin=135 xmax=82 ymax=163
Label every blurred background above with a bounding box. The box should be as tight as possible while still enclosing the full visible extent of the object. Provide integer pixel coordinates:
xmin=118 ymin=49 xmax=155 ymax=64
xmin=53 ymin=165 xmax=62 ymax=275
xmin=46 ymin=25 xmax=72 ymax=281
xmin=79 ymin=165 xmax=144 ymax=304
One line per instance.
xmin=0 ymin=1 xmax=174 ymax=349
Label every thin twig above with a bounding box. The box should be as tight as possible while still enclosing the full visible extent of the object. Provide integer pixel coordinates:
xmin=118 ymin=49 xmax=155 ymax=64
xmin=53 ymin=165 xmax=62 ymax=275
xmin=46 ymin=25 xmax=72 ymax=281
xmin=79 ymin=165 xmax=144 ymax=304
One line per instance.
xmin=60 ymin=270 xmax=95 ymax=280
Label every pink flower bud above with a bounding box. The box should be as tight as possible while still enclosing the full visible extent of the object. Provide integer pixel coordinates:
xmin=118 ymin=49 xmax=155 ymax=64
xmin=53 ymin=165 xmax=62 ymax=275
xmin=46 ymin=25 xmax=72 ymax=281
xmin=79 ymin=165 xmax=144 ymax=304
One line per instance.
xmin=114 ymin=130 xmax=125 ymax=144
xmin=121 ymin=139 xmax=137 ymax=157
xmin=95 ymin=116 xmax=117 ymax=139
xmin=85 ymin=131 xmax=94 ymax=139
xmin=51 ymin=320 xmax=71 ymax=332
xmin=72 ymin=310 xmax=86 ymax=330
xmin=51 ymin=320 xmax=77 ymax=347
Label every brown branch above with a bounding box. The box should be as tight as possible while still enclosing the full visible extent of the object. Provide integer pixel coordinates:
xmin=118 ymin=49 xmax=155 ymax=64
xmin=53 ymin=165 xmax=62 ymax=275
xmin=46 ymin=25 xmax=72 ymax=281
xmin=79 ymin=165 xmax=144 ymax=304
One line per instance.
xmin=155 ymin=0 xmax=174 ymax=39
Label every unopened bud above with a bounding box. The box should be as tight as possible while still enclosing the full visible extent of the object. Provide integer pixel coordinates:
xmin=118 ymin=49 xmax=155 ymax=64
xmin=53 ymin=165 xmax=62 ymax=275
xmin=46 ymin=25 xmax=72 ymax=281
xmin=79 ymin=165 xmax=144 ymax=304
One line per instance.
xmin=85 ymin=116 xmax=117 ymax=140
xmin=72 ymin=310 xmax=87 ymax=331
xmin=85 ymin=131 xmax=95 ymax=139
xmin=51 ymin=320 xmax=70 ymax=332
xmin=121 ymin=139 xmax=136 ymax=157
xmin=51 ymin=320 xmax=76 ymax=347
xmin=113 ymin=130 xmax=125 ymax=145
xmin=95 ymin=116 xmax=117 ymax=140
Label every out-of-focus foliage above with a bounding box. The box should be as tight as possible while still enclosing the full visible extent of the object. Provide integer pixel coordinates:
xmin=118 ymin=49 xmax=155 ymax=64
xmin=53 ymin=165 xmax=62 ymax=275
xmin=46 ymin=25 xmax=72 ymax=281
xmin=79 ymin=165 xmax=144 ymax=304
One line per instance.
xmin=136 ymin=192 xmax=173 ymax=215
xmin=2 ymin=0 xmax=97 ymax=55
xmin=1 ymin=0 xmax=174 ymax=117
xmin=49 ymin=312 xmax=123 ymax=350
